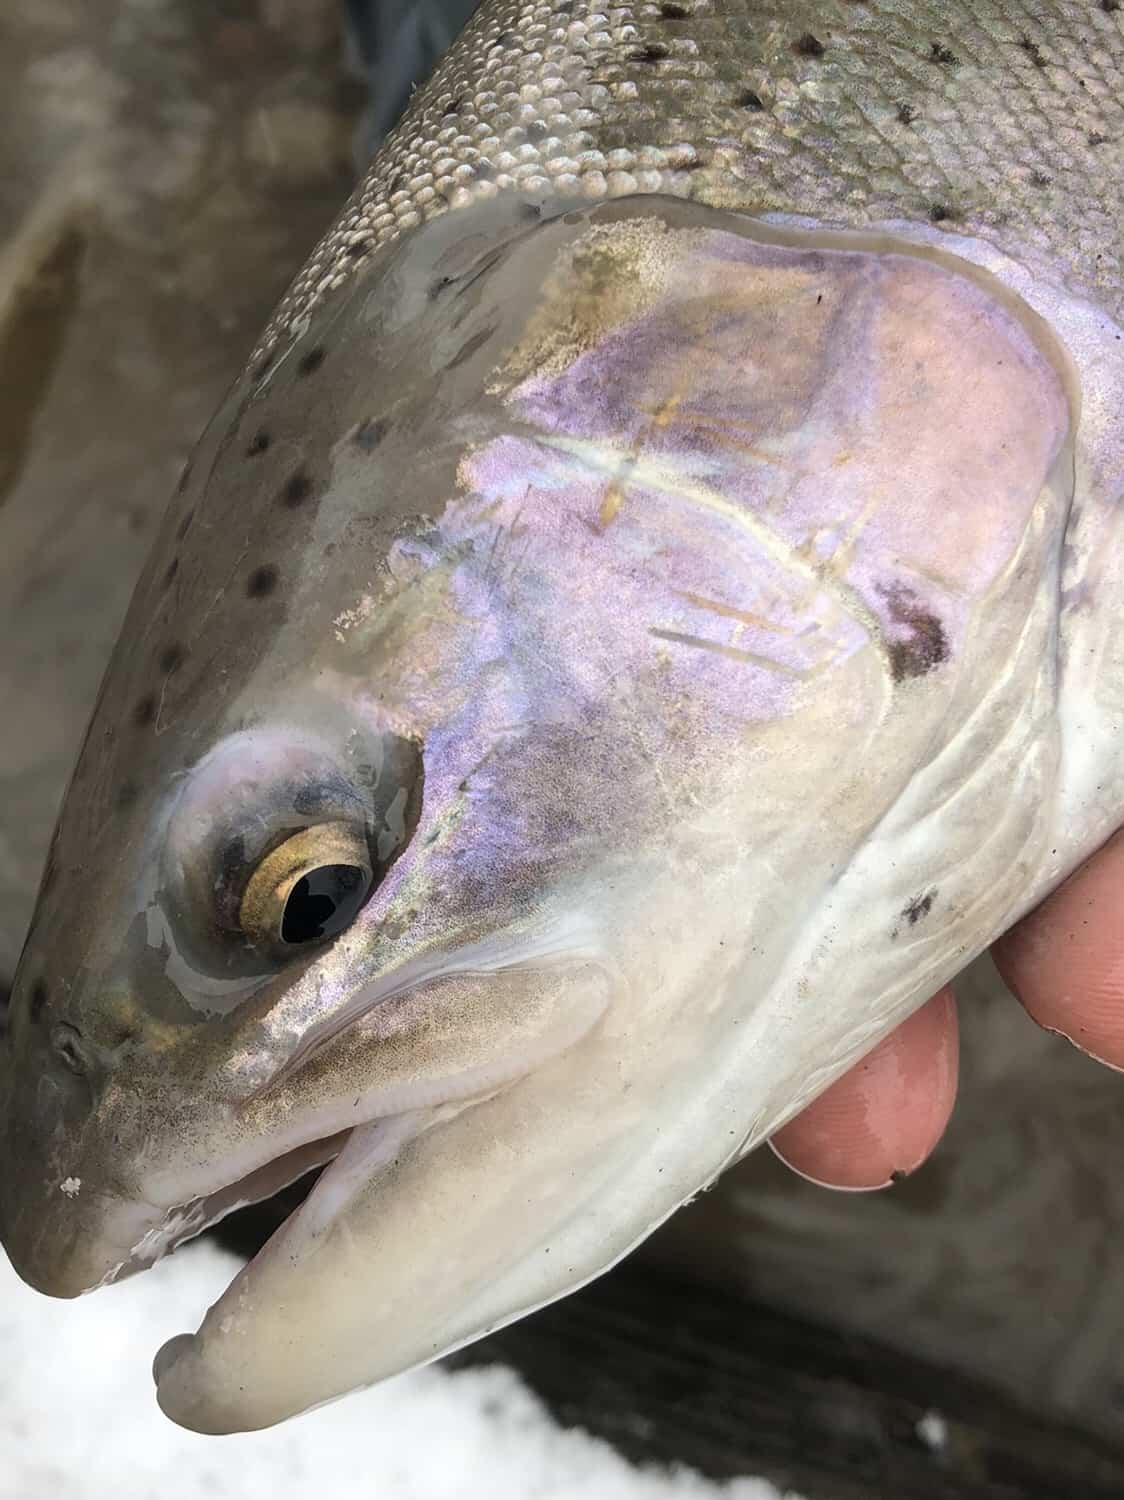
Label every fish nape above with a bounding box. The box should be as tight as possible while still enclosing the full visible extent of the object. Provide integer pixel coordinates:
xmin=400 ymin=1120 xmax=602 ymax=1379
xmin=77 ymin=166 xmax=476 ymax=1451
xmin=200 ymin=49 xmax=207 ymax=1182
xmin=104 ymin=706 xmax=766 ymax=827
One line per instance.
xmin=1 ymin=0 xmax=1122 ymax=1438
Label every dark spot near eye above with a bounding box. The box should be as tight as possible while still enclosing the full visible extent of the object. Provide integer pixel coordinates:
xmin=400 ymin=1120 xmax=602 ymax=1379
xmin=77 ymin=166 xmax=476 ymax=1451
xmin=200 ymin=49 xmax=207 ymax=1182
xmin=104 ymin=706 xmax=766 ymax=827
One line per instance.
xmin=736 ymin=87 xmax=765 ymax=110
xmin=175 ymin=508 xmax=195 ymax=542
xmin=246 ymin=429 xmax=271 ymax=456
xmin=297 ymin=346 xmax=325 ymax=377
xmin=280 ymin=468 xmax=314 ymax=507
xmin=880 ymin=585 xmax=949 ymax=681
xmin=246 ymin=564 xmax=279 ymax=599
xmin=1019 ymin=36 xmax=1047 ymax=68
xmin=660 ymin=2 xmax=690 ymax=16
xmin=158 ymin=643 xmax=185 ymax=674
xmin=29 ymin=979 xmax=49 ymax=1023
xmin=896 ymin=101 xmax=917 ymax=124
xmin=354 ymin=417 xmax=391 ymax=453
xmin=903 ymin=890 xmax=936 ymax=925
xmin=1030 ymin=169 xmax=1050 ymax=188
xmin=162 ymin=556 xmax=179 ymax=588
xmin=133 ymin=693 xmax=158 ymax=728
xmin=793 ymin=33 xmax=825 ymax=57
xmin=251 ymin=352 xmax=273 ymax=384
xmin=116 ymin=780 xmax=139 ymax=810
xmin=928 ymin=203 xmax=952 ymax=222
xmin=629 ymin=42 xmax=670 ymax=62
xmin=447 ymin=325 xmax=495 ymax=370
xmin=442 ymin=95 xmax=464 ymax=115
xmin=344 ymin=238 xmax=372 ymax=259
xmin=928 ymin=41 xmax=959 ymax=66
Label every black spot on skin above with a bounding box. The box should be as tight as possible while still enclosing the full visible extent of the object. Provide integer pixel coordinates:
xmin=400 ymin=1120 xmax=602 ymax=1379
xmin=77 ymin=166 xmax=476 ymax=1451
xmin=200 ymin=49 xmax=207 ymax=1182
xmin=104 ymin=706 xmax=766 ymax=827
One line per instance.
xmin=442 ymin=96 xmax=464 ymax=116
xmin=1103 ymin=0 xmax=1121 ymax=12
xmin=903 ymin=890 xmax=936 ymax=925
xmin=928 ymin=41 xmax=959 ymax=66
xmin=448 ymin=326 xmax=495 ymax=370
xmin=246 ymin=564 xmax=279 ymax=599
xmin=116 ymin=781 xmax=139 ymax=810
xmin=175 ymin=508 xmax=195 ymax=542
xmin=629 ymin=42 xmax=670 ymax=62
xmin=280 ymin=469 xmax=314 ymax=507
xmin=794 ymin=33 xmax=825 ymax=57
xmin=389 ymin=172 xmax=406 ymax=195
xmin=1089 ymin=131 xmax=1109 ymax=146
xmin=497 ymin=29 xmax=518 ymax=46
xmin=1019 ymin=36 xmax=1047 ymax=68
xmin=344 ymin=238 xmax=373 ymax=259
xmin=354 ymin=418 xmax=389 ymax=451
xmin=133 ymin=693 xmax=158 ymax=728
xmin=29 ymin=979 xmax=49 ymax=1023
xmin=881 ymin=586 xmax=949 ymax=681
xmin=158 ymin=644 xmax=185 ymax=674
xmin=297 ymin=346 xmax=325 ymax=377
xmin=659 ymin=2 xmax=690 ymax=16
xmin=928 ymin=203 xmax=953 ymax=222
xmin=162 ymin=556 xmax=179 ymax=588
xmin=736 ymin=87 xmax=765 ymax=111
xmin=1030 ymin=169 xmax=1050 ymax=188
xmin=896 ymin=101 xmax=918 ymax=124
xmin=246 ymin=429 xmax=271 ymax=456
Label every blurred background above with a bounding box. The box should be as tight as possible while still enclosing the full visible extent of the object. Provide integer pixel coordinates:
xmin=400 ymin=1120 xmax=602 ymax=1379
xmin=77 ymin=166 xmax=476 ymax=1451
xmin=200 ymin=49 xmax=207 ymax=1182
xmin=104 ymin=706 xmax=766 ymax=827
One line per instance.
xmin=3 ymin=3 xmax=1124 ymax=1495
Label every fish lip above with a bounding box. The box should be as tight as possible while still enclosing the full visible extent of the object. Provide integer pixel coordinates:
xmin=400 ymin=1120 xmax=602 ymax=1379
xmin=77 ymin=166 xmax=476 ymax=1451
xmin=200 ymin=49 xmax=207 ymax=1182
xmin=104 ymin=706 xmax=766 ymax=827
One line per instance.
xmin=107 ymin=1123 xmax=361 ymax=1287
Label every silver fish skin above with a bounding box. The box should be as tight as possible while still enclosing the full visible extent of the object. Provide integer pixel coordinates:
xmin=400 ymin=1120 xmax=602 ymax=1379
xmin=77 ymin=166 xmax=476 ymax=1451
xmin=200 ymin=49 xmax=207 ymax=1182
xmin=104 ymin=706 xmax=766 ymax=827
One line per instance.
xmin=0 ymin=0 xmax=1121 ymax=1435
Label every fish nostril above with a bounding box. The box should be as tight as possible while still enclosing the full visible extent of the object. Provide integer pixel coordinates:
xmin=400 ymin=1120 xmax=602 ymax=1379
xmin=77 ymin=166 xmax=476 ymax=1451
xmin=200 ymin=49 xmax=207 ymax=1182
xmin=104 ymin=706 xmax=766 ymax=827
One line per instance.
xmin=51 ymin=1023 xmax=87 ymax=1076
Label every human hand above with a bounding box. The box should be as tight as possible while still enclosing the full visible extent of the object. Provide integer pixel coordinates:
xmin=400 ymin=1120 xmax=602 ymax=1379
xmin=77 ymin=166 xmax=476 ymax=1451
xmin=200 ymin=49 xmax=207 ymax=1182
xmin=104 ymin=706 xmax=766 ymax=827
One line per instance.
xmin=768 ymin=830 xmax=1124 ymax=1189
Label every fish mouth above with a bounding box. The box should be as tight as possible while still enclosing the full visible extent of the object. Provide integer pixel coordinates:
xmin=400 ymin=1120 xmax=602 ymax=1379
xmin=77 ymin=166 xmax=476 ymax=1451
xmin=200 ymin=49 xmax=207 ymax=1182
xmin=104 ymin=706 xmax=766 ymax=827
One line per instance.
xmin=114 ymin=1100 xmax=465 ymax=1292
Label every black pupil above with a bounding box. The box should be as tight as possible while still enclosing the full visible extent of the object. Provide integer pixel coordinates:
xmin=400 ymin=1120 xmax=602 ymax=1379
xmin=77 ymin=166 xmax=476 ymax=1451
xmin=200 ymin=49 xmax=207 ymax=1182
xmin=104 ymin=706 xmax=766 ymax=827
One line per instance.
xmin=281 ymin=865 xmax=366 ymax=945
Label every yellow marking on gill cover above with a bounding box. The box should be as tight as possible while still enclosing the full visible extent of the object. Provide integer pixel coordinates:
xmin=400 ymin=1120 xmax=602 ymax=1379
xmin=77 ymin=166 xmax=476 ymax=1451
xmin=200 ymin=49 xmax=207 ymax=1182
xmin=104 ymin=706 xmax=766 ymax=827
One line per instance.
xmin=541 ymin=431 xmax=895 ymax=684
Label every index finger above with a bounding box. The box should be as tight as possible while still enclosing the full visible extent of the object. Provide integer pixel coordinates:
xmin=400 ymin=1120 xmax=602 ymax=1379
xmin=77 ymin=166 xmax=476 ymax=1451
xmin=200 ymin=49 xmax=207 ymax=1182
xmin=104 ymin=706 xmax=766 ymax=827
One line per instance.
xmin=993 ymin=828 xmax=1124 ymax=1072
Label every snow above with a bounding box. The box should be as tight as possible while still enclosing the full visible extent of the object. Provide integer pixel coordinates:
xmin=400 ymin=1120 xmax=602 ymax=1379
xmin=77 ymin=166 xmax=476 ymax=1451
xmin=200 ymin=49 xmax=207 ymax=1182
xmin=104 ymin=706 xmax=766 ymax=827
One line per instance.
xmin=0 ymin=1240 xmax=800 ymax=1500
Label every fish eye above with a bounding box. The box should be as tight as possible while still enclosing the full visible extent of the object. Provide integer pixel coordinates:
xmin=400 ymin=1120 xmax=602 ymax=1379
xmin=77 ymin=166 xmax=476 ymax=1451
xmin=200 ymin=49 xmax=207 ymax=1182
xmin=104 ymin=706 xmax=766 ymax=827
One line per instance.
xmin=239 ymin=822 xmax=373 ymax=951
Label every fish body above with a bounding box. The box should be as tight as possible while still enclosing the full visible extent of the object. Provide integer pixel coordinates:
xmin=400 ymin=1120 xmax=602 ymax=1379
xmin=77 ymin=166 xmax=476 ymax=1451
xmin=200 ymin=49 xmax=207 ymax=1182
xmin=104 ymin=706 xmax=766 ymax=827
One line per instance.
xmin=0 ymin=0 xmax=1121 ymax=1435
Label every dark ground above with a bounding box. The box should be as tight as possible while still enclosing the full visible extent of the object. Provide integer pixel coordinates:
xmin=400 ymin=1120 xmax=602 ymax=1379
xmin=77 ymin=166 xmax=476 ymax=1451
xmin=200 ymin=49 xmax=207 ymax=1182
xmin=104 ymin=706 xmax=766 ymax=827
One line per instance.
xmin=4 ymin=3 xmax=1124 ymax=1494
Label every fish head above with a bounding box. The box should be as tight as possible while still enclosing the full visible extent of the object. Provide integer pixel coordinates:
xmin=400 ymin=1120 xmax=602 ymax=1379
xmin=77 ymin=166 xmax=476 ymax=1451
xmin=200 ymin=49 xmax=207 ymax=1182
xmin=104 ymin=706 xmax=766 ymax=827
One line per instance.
xmin=0 ymin=195 xmax=1102 ymax=1430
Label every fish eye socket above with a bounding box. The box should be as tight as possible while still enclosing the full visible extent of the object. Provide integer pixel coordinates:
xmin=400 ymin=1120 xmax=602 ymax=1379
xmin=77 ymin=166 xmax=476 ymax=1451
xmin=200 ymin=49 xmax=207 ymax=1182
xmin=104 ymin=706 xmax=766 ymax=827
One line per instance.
xmin=238 ymin=822 xmax=373 ymax=952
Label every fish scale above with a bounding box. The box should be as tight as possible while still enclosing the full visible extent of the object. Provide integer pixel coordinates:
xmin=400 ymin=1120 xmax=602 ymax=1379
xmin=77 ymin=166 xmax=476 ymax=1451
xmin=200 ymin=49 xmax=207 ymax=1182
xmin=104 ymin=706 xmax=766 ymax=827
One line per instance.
xmin=258 ymin=0 xmax=1124 ymax=369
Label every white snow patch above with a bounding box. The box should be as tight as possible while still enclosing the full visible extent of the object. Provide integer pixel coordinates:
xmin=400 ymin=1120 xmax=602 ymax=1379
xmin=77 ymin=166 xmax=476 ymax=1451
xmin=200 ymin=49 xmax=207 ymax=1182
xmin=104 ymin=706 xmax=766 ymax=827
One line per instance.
xmin=0 ymin=1241 xmax=801 ymax=1500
